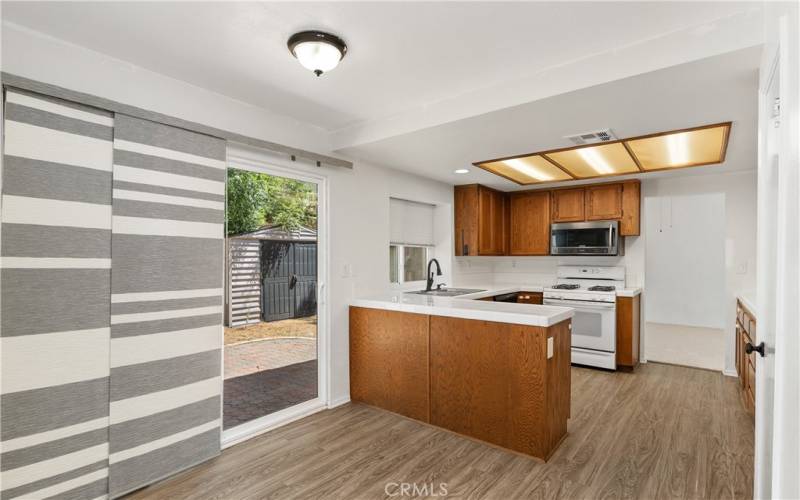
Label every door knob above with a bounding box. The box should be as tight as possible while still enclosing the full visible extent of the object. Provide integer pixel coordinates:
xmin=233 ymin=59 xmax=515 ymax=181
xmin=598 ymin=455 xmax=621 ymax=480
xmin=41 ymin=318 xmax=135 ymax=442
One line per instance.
xmin=745 ymin=341 xmax=765 ymax=357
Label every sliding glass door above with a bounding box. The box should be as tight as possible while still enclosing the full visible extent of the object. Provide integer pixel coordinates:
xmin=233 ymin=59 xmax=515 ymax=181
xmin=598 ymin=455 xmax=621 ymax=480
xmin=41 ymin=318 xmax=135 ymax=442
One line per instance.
xmin=222 ymin=158 xmax=325 ymax=443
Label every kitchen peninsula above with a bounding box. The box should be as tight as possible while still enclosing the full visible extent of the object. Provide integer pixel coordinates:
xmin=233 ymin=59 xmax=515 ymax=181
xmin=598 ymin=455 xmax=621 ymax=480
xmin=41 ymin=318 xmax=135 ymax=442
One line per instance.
xmin=349 ymin=292 xmax=574 ymax=460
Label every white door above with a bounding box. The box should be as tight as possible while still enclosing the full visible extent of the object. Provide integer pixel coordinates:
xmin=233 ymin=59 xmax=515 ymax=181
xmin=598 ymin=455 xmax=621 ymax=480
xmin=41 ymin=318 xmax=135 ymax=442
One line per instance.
xmin=755 ymin=6 xmax=799 ymax=498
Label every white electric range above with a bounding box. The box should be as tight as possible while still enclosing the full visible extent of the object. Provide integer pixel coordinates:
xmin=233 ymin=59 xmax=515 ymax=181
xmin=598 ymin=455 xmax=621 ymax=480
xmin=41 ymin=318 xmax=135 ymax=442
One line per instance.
xmin=543 ymin=266 xmax=624 ymax=370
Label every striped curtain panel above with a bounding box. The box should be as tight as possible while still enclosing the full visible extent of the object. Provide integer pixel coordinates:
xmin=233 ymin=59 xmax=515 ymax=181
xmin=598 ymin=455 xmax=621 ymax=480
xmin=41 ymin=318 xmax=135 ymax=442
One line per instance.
xmin=1 ymin=90 xmax=114 ymax=499
xmin=108 ymin=115 xmax=225 ymax=497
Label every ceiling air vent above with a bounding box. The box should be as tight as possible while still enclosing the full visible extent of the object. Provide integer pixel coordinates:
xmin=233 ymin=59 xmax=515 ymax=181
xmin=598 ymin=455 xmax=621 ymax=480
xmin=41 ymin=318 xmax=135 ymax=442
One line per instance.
xmin=565 ymin=128 xmax=617 ymax=145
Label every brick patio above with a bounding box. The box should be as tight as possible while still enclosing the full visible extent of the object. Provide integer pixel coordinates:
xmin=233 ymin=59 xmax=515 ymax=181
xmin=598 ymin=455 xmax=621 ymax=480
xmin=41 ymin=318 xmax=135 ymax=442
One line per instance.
xmin=224 ymin=338 xmax=317 ymax=429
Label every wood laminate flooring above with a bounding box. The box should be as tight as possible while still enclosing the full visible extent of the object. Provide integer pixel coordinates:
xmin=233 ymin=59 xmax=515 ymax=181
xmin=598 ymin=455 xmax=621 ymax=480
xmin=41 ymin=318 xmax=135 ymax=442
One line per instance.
xmin=126 ymin=362 xmax=754 ymax=499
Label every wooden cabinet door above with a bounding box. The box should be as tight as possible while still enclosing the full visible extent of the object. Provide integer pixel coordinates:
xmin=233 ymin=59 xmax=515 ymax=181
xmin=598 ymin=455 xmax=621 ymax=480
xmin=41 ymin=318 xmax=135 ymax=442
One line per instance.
xmin=349 ymin=307 xmax=430 ymax=422
xmin=477 ymin=186 xmax=506 ymax=255
xmin=509 ymin=191 xmax=550 ymax=255
xmin=620 ymin=181 xmax=641 ymax=235
xmin=586 ymin=184 xmax=623 ymax=220
xmin=454 ymin=185 xmax=479 ymax=256
xmin=616 ymin=295 xmax=640 ymax=368
xmin=551 ymin=188 xmax=585 ymax=222
xmin=516 ymin=292 xmax=543 ymax=304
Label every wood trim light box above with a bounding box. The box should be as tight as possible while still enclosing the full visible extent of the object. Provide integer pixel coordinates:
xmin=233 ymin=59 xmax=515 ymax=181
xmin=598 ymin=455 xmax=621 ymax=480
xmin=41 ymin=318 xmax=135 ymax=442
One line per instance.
xmin=474 ymin=122 xmax=732 ymax=185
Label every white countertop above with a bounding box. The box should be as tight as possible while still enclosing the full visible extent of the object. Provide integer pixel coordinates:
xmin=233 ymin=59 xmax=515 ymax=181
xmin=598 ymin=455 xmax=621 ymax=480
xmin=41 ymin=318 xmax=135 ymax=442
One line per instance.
xmin=738 ymin=292 xmax=757 ymax=317
xmin=351 ymin=289 xmax=574 ymax=327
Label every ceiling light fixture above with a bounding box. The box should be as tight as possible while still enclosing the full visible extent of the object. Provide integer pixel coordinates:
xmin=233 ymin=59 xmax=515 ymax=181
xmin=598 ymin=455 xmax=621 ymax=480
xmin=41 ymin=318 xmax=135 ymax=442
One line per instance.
xmin=577 ymin=148 xmax=614 ymax=175
xmin=454 ymin=169 xmax=470 ymax=174
xmin=667 ymin=132 xmax=690 ymax=165
xmin=288 ymin=30 xmax=347 ymax=77
xmin=474 ymin=122 xmax=731 ymax=185
xmin=504 ymin=159 xmax=554 ymax=181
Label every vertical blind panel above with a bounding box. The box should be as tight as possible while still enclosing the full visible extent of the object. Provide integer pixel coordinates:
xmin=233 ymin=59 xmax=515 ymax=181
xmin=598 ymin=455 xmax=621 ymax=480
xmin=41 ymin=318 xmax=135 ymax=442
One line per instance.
xmin=108 ymin=114 xmax=225 ymax=498
xmin=389 ymin=198 xmax=435 ymax=246
xmin=1 ymin=89 xmax=113 ymax=500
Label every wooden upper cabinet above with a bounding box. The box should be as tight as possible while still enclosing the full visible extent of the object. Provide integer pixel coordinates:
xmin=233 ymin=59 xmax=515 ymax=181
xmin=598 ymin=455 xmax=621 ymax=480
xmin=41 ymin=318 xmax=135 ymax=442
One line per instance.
xmin=586 ymin=184 xmax=623 ymax=220
xmin=477 ymin=186 xmax=507 ymax=255
xmin=620 ymin=181 xmax=641 ymax=236
xmin=454 ymin=184 xmax=506 ymax=256
xmin=454 ymin=184 xmax=479 ymax=256
xmin=551 ymin=188 xmax=585 ymax=222
xmin=455 ymin=180 xmax=640 ymax=256
xmin=509 ymin=191 xmax=550 ymax=255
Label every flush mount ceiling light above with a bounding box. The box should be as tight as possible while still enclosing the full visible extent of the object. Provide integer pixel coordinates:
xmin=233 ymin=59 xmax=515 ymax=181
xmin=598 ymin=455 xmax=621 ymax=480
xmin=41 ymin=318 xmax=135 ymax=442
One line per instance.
xmin=454 ymin=169 xmax=470 ymax=174
xmin=288 ymin=30 xmax=347 ymax=76
xmin=473 ymin=122 xmax=731 ymax=185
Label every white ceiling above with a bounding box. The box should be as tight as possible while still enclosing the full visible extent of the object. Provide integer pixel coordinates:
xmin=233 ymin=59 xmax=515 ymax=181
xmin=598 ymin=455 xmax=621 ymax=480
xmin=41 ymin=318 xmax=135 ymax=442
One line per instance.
xmin=2 ymin=1 xmax=761 ymax=135
xmin=340 ymin=46 xmax=761 ymax=191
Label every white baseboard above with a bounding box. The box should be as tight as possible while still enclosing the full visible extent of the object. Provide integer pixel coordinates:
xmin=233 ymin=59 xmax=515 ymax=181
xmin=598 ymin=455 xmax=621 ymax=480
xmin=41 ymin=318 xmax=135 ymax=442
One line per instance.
xmin=723 ymin=368 xmax=739 ymax=377
xmin=328 ymin=395 xmax=351 ymax=409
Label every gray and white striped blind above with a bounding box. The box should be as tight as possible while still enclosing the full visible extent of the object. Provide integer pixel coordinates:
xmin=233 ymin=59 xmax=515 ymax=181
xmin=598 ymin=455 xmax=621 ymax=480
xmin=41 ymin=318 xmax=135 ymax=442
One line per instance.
xmin=1 ymin=90 xmax=114 ymax=500
xmin=108 ymin=115 xmax=225 ymax=497
xmin=1 ymin=92 xmax=226 ymax=499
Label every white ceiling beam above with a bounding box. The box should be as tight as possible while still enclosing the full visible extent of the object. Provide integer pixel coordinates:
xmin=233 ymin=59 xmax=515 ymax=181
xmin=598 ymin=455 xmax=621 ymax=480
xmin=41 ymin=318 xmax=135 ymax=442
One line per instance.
xmin=329 ymin=8 xmax=763 ymax=151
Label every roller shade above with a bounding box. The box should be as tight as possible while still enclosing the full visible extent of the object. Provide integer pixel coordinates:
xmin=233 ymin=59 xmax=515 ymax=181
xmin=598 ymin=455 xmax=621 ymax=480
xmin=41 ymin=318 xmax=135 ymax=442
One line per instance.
xmin=389 ymin=198 xmax=435 ymax=246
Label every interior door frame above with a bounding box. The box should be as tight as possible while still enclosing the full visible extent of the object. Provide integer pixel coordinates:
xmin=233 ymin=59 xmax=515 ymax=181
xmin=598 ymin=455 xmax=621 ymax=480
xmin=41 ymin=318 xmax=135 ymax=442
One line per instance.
xmin=221 ymin=146 xmax=330 ymax=448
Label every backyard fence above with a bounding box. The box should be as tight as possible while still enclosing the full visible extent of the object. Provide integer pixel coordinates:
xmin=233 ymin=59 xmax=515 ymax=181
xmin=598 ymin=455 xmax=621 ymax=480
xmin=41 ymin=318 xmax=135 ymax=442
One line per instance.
xmin=227 ymin=239 xmax=262 ymax=327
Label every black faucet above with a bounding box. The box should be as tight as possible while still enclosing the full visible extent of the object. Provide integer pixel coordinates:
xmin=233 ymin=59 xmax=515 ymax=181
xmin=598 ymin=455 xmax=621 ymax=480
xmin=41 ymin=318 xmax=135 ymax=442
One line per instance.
xmin=425 ymin=258 xmax=443 ymax=292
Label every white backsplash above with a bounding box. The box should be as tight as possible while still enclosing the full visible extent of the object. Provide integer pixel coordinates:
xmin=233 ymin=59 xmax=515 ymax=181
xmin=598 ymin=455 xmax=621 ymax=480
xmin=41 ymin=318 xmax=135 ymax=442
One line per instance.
xmin=452 ymin=245 xmax=643 ymax=289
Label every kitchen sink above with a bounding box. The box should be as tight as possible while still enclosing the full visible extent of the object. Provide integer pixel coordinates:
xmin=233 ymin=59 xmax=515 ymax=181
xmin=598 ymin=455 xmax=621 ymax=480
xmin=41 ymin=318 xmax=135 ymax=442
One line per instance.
xmin=406 ymin=288 xmax=485 ymax=297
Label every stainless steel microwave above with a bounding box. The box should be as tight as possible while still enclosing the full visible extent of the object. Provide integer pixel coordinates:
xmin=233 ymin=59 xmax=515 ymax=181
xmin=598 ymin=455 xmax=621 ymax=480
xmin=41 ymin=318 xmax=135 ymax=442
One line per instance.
xmin=550 ymin=221 xmax=623 ymax=256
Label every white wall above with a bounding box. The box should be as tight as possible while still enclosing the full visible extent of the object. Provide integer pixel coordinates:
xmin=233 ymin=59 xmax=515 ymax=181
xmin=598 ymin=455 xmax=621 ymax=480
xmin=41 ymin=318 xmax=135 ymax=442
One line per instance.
xmin=0 ymin=22 xmax=454 ymax=407
xmin=641 ymin=171 xmax=757 ymax=374
xmin=644 ymin=192 xmax=727 ymax=328
xmin=0 ymin=22 xmax=330 ymax=153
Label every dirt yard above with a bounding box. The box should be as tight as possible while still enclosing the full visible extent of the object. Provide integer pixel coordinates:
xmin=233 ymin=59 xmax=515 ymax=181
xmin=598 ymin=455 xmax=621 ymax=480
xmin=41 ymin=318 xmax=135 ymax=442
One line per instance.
xmin=224 ymin=315 xmax=317 ymax=345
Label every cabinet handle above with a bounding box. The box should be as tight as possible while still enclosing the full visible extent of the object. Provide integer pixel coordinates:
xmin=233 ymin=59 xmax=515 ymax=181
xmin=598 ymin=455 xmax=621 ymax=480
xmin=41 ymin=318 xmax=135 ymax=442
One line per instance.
xmin=745 ymin=342 xmax=765 ymax=357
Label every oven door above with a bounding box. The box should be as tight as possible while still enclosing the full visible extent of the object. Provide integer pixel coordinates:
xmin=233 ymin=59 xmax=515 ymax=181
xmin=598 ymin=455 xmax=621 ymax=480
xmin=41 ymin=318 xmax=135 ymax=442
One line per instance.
xmin=544 ymin=298 xmax=616 ymax=352
xmin=550 ymin=221 xmax=618 ymax=255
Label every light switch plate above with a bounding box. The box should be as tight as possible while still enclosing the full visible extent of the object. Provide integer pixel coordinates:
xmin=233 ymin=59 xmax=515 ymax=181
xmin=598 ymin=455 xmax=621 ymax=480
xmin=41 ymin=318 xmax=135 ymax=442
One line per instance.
xmin=547 ymin=337 xmax=554 ymax=359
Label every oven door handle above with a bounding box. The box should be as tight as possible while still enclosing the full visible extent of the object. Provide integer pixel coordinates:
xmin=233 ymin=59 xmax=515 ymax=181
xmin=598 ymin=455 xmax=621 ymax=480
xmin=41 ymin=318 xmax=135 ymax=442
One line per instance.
xmin=544 ymin=298 xmax=616 ymax=309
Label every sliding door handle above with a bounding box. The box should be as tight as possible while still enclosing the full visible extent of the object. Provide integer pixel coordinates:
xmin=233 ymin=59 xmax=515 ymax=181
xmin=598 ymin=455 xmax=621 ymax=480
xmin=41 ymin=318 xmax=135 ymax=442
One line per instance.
xmin=745 ymin=341 xmax=765 ymax=357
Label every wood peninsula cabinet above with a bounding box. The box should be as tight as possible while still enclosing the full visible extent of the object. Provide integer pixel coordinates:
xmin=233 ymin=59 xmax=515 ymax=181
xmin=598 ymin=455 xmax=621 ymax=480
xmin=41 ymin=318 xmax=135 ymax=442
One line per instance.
xmin=454 ymin=184 xmax=507 ymax=256
xmin=454 ymin=179 xmax=641 ymax=257
xmin=350 ymin=306 xmax=571 ymax=460
xmin=735 ymin=299 xmax=757 ymax=415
